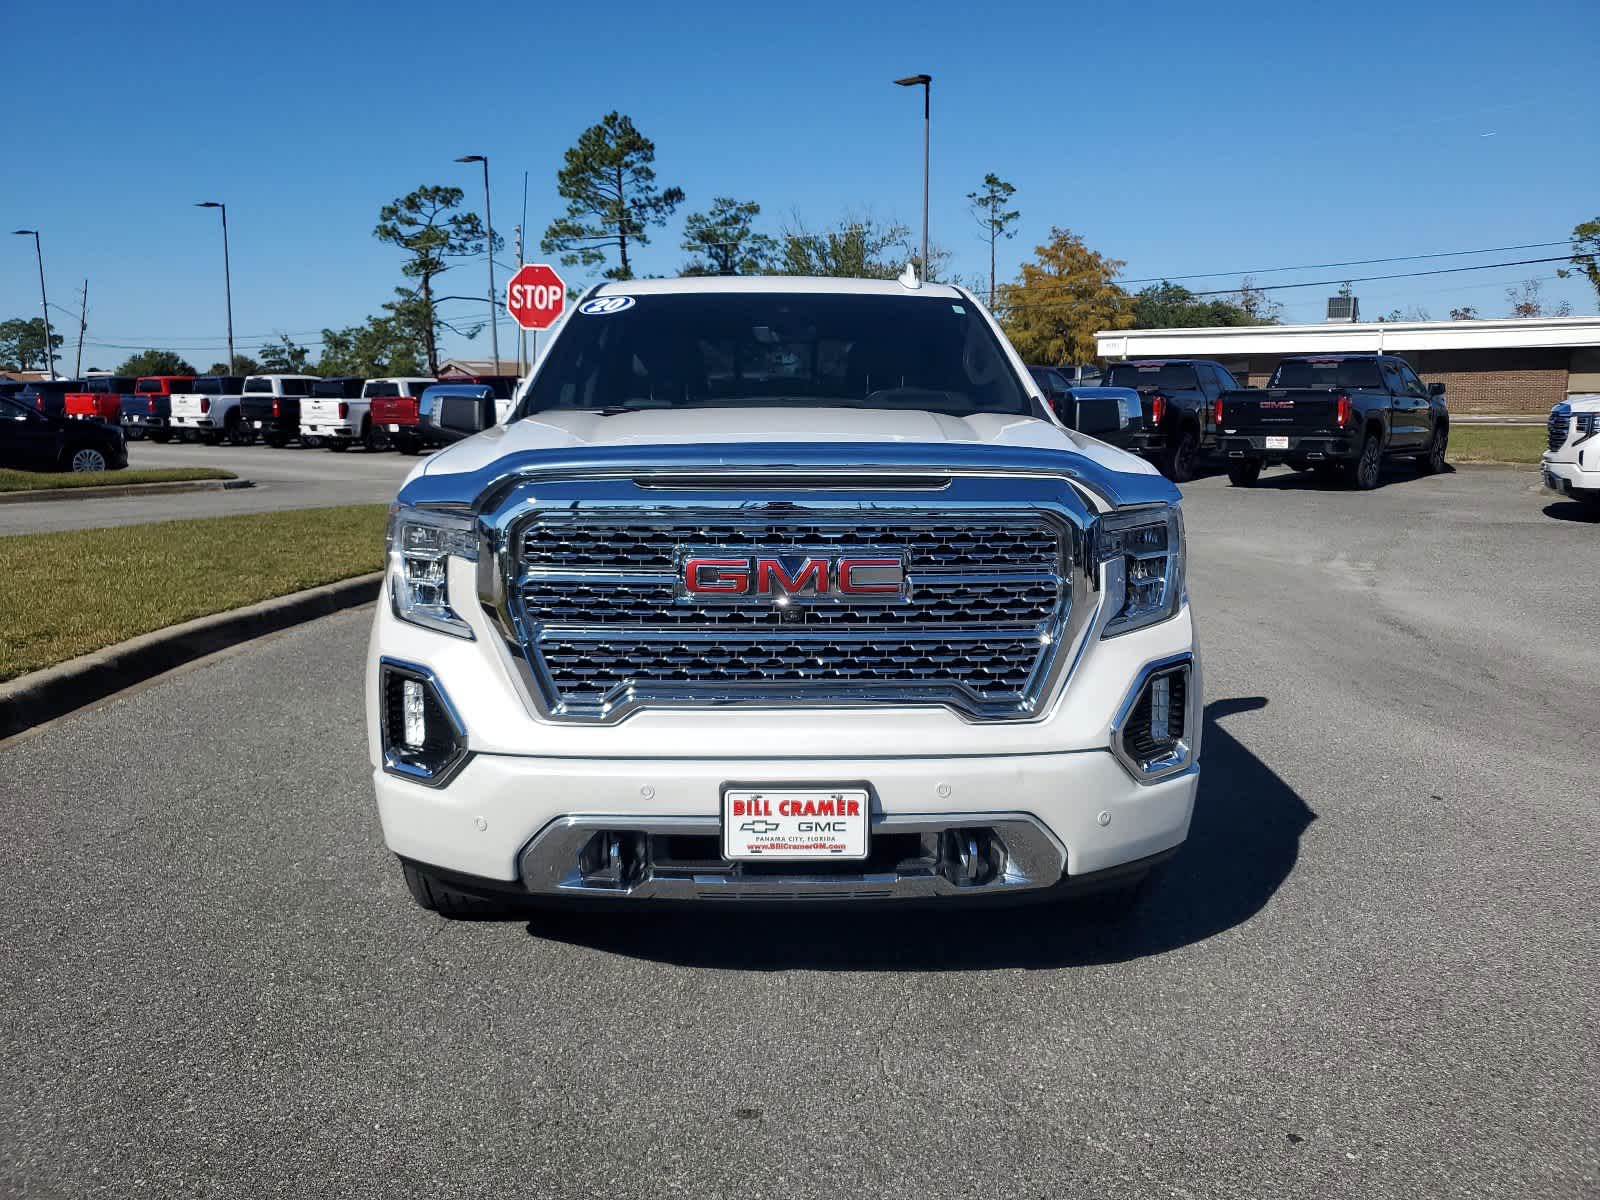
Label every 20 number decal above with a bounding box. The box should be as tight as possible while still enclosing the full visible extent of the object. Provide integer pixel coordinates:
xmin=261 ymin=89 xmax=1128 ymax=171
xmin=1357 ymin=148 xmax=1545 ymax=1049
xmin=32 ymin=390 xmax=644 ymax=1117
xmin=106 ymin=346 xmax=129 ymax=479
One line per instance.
xmin=577 ymin=296 xmax=636 ymax=316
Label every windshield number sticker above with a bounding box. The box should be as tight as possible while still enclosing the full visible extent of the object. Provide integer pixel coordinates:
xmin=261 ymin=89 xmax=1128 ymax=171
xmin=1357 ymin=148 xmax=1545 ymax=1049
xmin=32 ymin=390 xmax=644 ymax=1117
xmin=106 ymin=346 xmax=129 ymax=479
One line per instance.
xmin=578 ymin=296 xmax=636 ymax=316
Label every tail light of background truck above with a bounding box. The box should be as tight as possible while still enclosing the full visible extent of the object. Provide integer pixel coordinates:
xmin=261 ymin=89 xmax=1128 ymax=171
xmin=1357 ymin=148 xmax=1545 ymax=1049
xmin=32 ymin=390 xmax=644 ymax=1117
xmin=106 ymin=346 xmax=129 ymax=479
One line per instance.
xmin=200 ymin=398 xmax=211 ymax=414
xmin=272 ymin=398 xmax=281 ymax=417
xmin=1213 ymin=397 xmax=1224 ymax=426
xmin=148 ymin=398 xmax=157 ymax=414
xmin=1150 ymin=393 xmax=1167 ymax=425
xmin=1335 ymin=394 xmax=1352 ymax=428
xmin=338 ymin=402 xmax=349 ymax=419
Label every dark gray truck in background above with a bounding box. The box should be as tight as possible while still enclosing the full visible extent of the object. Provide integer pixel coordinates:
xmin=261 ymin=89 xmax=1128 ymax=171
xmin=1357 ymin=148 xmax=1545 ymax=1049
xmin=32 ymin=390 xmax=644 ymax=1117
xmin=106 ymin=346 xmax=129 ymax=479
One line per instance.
xmin=1217 ymin=353 xmax=1448 ymax=489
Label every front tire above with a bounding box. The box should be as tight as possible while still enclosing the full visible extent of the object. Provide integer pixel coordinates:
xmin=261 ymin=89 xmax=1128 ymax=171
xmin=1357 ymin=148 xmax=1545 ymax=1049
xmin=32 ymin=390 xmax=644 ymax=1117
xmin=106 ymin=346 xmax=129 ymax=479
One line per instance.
xmin=1160 ymin=427 xmax=1200 ymax=483
xmin=1227 ymin=459 xmax=1263 ymax=487
xmin=1347 ymin=432 xmax=1383 ymax=490
xmin=362 ymin=419 xmax=388 ymax=452
xmin=401 ymin=861 xmax=526 ymax=920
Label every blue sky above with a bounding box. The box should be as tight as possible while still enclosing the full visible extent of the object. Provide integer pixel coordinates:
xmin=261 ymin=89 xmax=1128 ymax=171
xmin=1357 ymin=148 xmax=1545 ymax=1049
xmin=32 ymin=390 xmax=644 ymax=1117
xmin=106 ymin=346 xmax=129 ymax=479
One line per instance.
xmin=4 ymin=0 xmax=1596 ymax=371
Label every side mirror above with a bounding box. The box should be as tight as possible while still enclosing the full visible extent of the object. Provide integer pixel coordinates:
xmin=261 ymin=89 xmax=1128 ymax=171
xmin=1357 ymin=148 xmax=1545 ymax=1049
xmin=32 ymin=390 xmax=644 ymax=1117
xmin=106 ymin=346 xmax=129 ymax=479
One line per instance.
xmin=1428 ymin=382 xmax=1445 ymax=397
xmin=423 ymin=386 xmax=494 ymax=442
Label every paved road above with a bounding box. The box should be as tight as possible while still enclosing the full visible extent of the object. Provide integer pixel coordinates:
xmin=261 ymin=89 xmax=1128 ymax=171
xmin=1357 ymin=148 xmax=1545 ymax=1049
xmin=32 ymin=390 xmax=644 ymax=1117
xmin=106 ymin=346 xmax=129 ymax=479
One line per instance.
xmin=2 ymin=465 xmax=1596 ymax=1198
xmin=0 ymin=440 xmax=419 ymax=535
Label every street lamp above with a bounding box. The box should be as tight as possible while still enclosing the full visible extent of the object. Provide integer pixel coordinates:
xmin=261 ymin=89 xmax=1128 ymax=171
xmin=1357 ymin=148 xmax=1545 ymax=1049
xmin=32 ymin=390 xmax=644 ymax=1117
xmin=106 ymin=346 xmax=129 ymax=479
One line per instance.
xmin=456 ymin=155 xmax=501 ymax=374
xmin=194 ymin=202 xmax=235 ymax=374
xmin=894 ymin=74 xmax=932 ymax=280
xmin=11 ymin=230 xmax=56 ymax=379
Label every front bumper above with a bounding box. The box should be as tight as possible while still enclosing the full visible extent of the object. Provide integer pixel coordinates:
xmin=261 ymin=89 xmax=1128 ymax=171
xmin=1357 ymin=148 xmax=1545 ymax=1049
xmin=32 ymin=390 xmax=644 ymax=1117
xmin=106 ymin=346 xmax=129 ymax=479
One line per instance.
xmin=374 ymin=746 xmax=1197 ymax=899
xmin=1543 ymin=456 xmax=1600 ymax=500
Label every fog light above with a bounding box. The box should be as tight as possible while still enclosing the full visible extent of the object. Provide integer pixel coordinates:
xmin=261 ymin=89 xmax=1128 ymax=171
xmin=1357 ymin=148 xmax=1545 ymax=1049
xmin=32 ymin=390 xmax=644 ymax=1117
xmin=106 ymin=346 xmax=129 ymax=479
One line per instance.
xmin=1112 ymin=657 xmax=1194 ymax=783
xmin=380 ymin=660 xmax=469 ymax=787
xmin=403 ymin=679 xmax=426 ymax=748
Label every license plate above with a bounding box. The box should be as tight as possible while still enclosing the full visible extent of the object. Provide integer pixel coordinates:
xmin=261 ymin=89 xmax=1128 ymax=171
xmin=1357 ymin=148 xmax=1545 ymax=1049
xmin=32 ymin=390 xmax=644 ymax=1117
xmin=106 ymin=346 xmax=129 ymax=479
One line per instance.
xmin=1265 ymin=436 xmax=1290 ymax=450
xmin=253 ymin=420 xmax=263 ymax=428
xmin=721 ymin=786 xmax=869 ymax=861
xmin=388 ymin=424 xmax=400 ymax=433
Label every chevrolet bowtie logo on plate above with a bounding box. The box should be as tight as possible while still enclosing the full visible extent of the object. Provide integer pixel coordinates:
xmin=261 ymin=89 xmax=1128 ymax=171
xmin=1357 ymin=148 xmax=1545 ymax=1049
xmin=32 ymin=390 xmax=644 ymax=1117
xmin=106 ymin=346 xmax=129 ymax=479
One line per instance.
xmin=675 ymin=547 xmax=907 ymax=606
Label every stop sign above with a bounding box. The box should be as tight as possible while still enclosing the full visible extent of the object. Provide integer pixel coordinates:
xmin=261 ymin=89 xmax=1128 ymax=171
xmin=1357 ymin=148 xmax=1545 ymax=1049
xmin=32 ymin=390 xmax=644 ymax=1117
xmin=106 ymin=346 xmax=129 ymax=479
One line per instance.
xmin=506 ymin=263 xmax=566 ymax=330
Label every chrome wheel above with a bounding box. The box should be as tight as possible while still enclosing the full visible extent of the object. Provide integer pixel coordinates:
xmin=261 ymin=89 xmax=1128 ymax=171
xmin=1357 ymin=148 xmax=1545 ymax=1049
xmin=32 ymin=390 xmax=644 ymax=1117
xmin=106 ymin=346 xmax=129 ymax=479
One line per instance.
xmin=71 ymin=448 xmax=108 ymax=473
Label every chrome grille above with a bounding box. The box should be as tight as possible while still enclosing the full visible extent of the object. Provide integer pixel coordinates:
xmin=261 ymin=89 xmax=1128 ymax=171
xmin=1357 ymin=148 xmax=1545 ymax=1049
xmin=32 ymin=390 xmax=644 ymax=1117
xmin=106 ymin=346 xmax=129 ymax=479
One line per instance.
xmin=522 ymin=575 xmax=1060 ymax=629
xmin=1549 ymin=410 xmax=1571 ymax=452
xmin=506 ymin=508 xmax=1074 ymax=721
xmin=521 ymin=519 xmax=1058 ymax=571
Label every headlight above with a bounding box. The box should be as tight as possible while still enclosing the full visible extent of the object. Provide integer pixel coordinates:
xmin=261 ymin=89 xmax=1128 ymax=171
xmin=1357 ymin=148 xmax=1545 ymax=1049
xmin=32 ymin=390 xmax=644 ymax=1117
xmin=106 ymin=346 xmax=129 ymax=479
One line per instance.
xmin=1097 ymin=504 xmax=1185 ymax=637
xmin=387 ymin=503 xmax=479 ymax=638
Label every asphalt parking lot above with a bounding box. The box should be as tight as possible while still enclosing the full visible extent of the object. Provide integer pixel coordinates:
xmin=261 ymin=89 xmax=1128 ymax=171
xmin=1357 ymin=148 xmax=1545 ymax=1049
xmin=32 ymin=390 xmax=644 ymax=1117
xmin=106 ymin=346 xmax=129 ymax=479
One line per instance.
xmin=0 ymin=440 xmax=419 ymax=535
xmin=1 ymin=464 xmax=1596 ymax=1198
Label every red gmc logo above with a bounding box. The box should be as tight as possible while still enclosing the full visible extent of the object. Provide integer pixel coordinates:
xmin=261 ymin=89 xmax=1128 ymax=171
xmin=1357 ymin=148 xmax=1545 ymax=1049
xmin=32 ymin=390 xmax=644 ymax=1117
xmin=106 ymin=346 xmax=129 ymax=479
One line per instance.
xmin=677 ymin=549 xmax=906 ymax=604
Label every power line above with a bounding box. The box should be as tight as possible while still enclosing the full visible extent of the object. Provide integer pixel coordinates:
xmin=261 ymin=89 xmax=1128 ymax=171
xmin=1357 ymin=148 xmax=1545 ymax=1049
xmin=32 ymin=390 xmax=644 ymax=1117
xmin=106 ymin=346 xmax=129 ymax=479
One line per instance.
xmin=1184 ymin=255 xmax=1574 ymax=296
xmin=1000 ymin=255 xmax=1578 ymax=310
xmin=1119 ymin=239 xmax=1571 ymax=285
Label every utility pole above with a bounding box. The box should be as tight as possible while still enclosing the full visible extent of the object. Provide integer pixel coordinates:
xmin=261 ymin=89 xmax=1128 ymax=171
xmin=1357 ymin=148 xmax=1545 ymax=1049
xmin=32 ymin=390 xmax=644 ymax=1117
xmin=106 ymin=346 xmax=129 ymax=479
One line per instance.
xmin=74 ymin=279 xmax=88 ymax=376
xmin=10 ymin=230 xmax=55 ymax=378
xmin=195 ymin=203 xmax=235 ymax=373
xmin=893 ymin=74 xmax=933 ymax=280
xmin=513 ymin=223 xmax=526 ymax=378
xmin=456 ymin=155 xmax=499 ymax=373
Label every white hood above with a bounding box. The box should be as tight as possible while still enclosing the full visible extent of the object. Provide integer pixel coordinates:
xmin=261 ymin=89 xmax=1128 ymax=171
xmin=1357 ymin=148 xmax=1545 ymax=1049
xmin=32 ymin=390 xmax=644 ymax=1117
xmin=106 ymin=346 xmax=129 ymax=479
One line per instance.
xmin=412 ymin=407 xmax=1160 ymax=483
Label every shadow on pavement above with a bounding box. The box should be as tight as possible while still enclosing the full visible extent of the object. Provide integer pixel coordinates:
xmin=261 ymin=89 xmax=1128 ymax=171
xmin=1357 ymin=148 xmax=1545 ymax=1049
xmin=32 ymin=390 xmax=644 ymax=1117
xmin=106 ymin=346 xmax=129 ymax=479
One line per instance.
xmin=523 ymin=697 xmax=1315 ymax=971
xmin=1542 ymin=500 xmax=1600 ymax=524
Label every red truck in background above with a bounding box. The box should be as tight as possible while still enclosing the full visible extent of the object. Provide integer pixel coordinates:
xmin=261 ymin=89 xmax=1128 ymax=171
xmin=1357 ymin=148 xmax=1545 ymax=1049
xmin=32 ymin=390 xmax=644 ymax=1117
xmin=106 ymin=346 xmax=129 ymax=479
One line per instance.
xmin=64 ymin=377 xmax=138 ymax=423
xmin=120 ymin=376 xmax=197 ymax=442
xmin=375 ymin=374 xmax=519 ymax=455
xmin=369 ymin=377 xmax=448 ymax=455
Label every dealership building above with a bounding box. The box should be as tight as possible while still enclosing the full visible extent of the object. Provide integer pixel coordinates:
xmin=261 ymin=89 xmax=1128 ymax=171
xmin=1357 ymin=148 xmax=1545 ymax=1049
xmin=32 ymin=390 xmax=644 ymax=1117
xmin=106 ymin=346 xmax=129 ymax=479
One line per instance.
xmin=1095 ymin=316 xmax=1600 ymax=415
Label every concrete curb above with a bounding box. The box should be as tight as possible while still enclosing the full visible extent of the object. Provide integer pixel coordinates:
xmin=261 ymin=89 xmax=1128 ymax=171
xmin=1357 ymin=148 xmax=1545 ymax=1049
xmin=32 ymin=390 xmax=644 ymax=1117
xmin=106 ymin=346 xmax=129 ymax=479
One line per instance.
xmin=0 ymin=571 xmax=384 ymax=740
xmin=0 ymin=478 xmax=253 ymax=505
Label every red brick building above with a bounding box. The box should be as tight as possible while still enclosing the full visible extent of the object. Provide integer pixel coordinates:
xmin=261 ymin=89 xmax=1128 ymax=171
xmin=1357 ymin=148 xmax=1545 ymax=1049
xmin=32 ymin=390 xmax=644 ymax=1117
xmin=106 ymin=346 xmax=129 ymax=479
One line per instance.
xmin=1096 ymin=317 xmax=1600 ymax=416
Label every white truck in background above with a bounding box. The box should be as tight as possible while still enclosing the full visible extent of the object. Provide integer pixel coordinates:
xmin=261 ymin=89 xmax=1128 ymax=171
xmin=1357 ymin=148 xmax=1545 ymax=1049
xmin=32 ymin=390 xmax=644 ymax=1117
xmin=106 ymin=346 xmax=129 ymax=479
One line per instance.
xmin=1544 ymin=395 xmax=1600 ymax=510
xmin=303 ymin=377 xmax=435 ymax=452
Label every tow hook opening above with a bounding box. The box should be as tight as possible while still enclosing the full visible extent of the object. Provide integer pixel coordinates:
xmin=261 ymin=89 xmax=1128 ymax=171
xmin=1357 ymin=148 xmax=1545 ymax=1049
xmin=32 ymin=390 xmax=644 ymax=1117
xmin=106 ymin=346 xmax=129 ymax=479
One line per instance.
xmin=940 ymin=828 xmax=1005 ymax=887
xmin=578 ymin=831 xmax=647 ymax=889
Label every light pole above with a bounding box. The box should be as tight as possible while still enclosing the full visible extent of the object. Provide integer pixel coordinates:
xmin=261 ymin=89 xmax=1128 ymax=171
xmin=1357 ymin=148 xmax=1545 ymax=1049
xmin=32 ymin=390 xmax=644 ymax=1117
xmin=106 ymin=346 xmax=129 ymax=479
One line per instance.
xmin=894 ymin=74 xmax=932 ymax=280
xmin=456 ymin=155 xmax=500 ymax=374
xmin=195 ymin=202 xmax=235 ymax=374
xmin=11 ymin=230 xmax=56 ymax=379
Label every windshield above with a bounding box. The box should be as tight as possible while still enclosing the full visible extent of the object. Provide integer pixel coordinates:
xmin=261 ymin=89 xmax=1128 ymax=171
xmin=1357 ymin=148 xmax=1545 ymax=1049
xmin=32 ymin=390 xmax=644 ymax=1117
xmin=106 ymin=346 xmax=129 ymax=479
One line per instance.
xmin=193 ymin=377 xmax=241 ymax=395
xmin=136 ymin=379 xmax=165 ymax=393
xmin=1105 ymin=362 xmax=1199 ymax=392
xmin=519 ymin=292 xmax=1030 ymax=418
xmin=1272 ymin=359 xmax=1381 ymax=389
xmin=243 ymin=378 xmax=273 ymax=394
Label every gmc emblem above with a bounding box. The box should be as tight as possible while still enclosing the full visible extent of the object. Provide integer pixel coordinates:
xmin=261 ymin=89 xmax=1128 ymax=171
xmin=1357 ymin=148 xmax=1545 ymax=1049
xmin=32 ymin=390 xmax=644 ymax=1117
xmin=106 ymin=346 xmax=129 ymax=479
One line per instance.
xmin=675 ymin=548 xmax=906 ymax=605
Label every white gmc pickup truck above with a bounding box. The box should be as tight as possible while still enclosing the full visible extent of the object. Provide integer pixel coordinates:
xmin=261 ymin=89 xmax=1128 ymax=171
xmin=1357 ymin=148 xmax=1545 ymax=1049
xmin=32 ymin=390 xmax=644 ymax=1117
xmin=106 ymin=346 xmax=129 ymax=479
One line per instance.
xmin=1544 ymin=395 xmax=1600 ymax=509
xmin=369 ymin=277 xmax=1201 ymax=917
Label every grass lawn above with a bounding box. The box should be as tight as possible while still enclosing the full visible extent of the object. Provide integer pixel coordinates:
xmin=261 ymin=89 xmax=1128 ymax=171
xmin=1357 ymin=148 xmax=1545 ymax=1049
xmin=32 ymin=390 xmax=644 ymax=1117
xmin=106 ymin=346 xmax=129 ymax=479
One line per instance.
xmin=0 ymin=466 xmax=235 ymax=493
xmin=0 ymin=505 xmax=386 ymax=682
xmin=1448 ymin=425 xmax=1546 ymax=465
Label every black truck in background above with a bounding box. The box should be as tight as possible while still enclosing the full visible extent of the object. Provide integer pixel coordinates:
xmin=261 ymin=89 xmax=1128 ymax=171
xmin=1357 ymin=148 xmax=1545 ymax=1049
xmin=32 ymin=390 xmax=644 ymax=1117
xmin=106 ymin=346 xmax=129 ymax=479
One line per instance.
xmin=1098 ymin=359 xmax=1243 ymax=482
xmin=1217 ymin=354 xmax=1448 ymax=489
